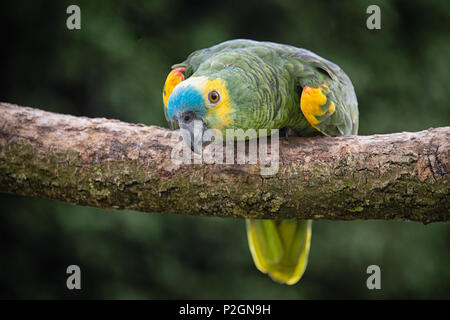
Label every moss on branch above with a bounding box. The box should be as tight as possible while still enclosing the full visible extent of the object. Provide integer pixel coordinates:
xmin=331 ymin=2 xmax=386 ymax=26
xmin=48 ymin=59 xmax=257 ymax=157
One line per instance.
xmin=0 ymin=103 xmax=448 ymax=223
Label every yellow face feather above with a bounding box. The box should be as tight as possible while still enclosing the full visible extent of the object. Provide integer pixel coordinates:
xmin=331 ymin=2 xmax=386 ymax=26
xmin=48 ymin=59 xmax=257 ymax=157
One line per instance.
xmin=163 ymin=67 xmax=186 ymax=108
xmin=203 ymin=78 xmax=235 ymax=129
xmin=300 ymin=83 xmax=335 ymax=130
xmin=183 ymin=76 xmax=235 ymax=130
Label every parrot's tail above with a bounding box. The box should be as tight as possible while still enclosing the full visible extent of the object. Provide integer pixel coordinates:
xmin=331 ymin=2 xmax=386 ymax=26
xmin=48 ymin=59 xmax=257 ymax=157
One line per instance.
xmin=245 ymin=219 xmax=312 ymax=285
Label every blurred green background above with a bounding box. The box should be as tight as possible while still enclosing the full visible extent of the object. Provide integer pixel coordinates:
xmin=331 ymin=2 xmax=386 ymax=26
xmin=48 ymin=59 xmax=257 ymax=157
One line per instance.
xmin=0 ymin=0 xmax=449 ymax=299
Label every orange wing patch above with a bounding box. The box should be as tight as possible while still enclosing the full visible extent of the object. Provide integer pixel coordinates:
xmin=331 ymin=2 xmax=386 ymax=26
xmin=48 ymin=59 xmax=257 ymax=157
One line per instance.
xmin=163 ymin=67 xmax=186 ymax=108
xmin=300 ymin=83 xmax=335 ymax=132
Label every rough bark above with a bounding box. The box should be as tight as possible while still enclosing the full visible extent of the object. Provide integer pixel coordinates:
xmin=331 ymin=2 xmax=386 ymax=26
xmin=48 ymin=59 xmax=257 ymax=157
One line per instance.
xmin=0 ymin=102 xmax=448 ymax=223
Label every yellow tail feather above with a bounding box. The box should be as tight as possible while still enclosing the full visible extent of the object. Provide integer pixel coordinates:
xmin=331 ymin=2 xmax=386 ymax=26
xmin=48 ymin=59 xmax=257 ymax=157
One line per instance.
xmin=246 ymin=219 xmax=312 ymax=285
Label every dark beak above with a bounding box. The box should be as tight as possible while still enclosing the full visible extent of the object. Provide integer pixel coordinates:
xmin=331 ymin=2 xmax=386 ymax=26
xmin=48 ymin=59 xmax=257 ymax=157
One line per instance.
xmin=177 ymin=111 xmax=207 ymax=154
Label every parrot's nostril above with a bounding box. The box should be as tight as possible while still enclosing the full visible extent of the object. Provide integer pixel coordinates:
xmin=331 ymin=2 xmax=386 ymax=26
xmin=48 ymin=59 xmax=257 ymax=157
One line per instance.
xmin=180 ymin=111 xmax=196 ymax=124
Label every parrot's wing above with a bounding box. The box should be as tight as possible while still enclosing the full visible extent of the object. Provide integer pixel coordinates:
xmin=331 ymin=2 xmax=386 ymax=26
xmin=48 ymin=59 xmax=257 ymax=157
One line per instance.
xmin=246 ymin=219 xmax=312 ymax=285
xmin=287 ymin=50 xmax=359 ymax=136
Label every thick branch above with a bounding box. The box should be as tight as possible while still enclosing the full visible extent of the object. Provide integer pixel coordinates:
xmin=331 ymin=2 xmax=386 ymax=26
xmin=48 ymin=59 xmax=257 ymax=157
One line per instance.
xmin=0 ymin=102 xmax=448 ymax=223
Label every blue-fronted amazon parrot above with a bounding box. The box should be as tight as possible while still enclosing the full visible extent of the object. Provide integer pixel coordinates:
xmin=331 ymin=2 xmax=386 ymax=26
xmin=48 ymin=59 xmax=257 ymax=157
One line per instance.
xmin=162 ymin=39 xmax=358 ymax=285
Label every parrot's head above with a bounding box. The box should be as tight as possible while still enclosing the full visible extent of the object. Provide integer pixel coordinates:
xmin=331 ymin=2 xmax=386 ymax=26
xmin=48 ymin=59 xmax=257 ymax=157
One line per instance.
xmin=167 ymin=74 xmax=241 ymax=151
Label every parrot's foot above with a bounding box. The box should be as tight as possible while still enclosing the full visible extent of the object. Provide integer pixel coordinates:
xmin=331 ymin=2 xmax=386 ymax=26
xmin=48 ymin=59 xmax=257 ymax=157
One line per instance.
xmin=280 ymin=127 xmax=296 ymax=141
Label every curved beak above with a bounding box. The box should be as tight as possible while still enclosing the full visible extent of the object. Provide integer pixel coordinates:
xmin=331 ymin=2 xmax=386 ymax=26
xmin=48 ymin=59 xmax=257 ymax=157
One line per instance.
xmin=176 ymin=111 xmax=208 ymax=154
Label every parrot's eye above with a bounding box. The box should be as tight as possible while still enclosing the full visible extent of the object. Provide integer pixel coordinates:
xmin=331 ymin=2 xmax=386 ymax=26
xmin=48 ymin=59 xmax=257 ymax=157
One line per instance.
xmin=208 ymin=90 xmax=220 ymax=104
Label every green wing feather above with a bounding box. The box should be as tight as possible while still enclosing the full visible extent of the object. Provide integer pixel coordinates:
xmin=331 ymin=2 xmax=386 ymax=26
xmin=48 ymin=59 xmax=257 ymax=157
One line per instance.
xmin=287 ymin=50 xmax=359 ymax=136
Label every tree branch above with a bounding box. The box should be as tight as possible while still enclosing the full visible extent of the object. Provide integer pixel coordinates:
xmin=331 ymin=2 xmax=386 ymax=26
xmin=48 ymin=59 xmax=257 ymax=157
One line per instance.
xmin=0 ymin=102 xmax=448 ymax=223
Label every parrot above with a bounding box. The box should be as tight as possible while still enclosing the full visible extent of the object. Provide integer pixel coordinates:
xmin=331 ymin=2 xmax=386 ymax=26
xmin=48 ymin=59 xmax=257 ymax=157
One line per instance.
xmin=162 ymin=39 xmax=358 ymax=285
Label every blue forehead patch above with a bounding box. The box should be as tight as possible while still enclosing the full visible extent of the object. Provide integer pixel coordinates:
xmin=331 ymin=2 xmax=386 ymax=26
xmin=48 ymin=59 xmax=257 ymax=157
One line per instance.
xmin=167 ymin=85 xmax=205 ymax=120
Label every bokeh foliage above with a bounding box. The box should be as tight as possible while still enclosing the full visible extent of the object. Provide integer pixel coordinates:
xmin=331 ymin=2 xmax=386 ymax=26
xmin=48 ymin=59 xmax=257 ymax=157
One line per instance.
xmin=0 ymin=0 xmax=449 ymax=299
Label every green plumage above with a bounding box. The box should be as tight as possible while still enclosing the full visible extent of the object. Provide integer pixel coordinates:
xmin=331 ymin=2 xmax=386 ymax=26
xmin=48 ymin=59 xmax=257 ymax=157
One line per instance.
xmin=172 ymin=39 xmax=358 ymax=136
xmin=165 ymin=39 xmax=359 ymax=284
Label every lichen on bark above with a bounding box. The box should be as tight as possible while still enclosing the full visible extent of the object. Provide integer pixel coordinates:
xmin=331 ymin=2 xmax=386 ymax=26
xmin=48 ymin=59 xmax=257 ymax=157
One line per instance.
xmin=0 ymin=102 xmax=448 ymax=223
